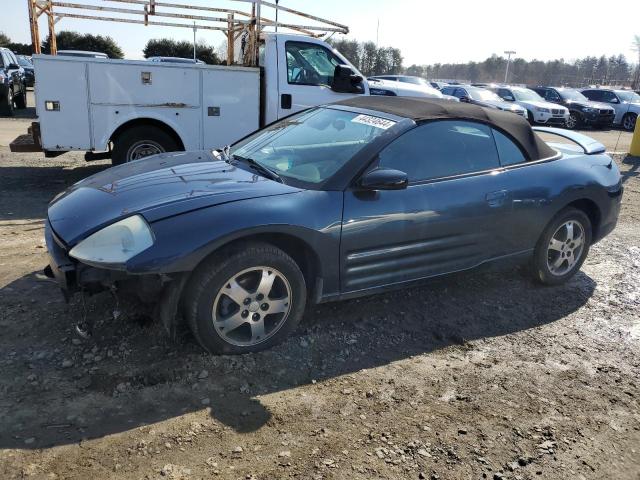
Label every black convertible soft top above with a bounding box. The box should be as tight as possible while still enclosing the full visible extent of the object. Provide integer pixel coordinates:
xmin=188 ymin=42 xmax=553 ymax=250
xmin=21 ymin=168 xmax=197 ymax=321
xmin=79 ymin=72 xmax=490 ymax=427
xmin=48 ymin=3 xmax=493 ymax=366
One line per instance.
xmin=333 ymin=96 xmax=558 ymax=161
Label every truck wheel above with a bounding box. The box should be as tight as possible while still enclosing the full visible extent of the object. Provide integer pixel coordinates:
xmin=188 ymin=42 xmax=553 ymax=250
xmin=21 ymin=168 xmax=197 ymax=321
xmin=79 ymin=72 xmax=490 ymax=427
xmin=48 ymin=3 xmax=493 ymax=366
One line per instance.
xmin=184 ymin=242 xmax=307 ymax=355
xmin=112 ymin=125 xmax=180 ymax=165
xmin=0 ymin=88 xmax=15 ymax=116
xmin=622 ymin=113 xmax=637 ymax=132
xmin=14 ymin=89 xmax=27 ymax=109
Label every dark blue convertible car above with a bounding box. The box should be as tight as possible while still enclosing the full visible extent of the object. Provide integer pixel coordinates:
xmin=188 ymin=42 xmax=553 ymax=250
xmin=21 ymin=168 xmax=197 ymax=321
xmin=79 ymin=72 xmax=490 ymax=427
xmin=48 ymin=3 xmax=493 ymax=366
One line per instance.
xmin=45 ymin=97 xmax=623 ymax=354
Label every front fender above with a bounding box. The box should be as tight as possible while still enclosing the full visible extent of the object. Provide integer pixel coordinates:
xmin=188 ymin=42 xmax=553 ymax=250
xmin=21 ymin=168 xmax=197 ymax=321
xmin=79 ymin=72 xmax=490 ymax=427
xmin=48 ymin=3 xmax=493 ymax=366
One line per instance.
xmin=128 ymin=190 xmax=344 ymax=296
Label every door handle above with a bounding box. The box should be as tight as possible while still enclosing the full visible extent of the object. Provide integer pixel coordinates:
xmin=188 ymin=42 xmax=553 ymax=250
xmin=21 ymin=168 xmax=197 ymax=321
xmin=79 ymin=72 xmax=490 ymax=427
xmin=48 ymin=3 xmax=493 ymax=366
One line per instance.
xmin=281 ymin=94 xmax=292 ymax=110
xmin=485 ymin=190 xmax=508 ymax=207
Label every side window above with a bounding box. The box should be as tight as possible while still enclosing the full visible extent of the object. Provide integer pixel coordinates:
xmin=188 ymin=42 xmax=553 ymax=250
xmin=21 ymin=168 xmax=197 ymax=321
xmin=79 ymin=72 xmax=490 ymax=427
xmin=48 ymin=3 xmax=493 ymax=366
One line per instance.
xmin=286 ymin=41 xmax=340 ymax=86
xmin=582 ymin=90 xmax=600 ymax=101
xmin=441 ymin=86 xmax=455 ymax=96
xmin=544 ymin=89 xmax=559 ymax=102
xmin=493 ymin=129 xmax=526 ymax=166
xmin=454 ymin=88 xmax=468 ymax=98
xmin=600 ymin=91 xmax=618 ymax=103
xmin=378 ymin=121 xmax=500 ymax=182
xmin=497 ymin=88 xmax=513 ymax=100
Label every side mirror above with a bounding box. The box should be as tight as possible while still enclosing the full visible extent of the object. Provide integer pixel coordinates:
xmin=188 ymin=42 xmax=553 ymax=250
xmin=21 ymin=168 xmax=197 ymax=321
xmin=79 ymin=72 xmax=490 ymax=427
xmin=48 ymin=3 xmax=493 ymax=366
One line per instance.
xmin=459 ymin=96 xmax=470 ymax=103
xmin=609 ymin=98 xmax=619 ymax=104
xmin=359 ymin=168 xmax=408 ymax=191
xmin=504 ymin=96 xmax=515 ymax=102
xmin=332 ymin=64 xmax=363 ymax=93
xmin=8 ymin=63 xmax=20 ymax=70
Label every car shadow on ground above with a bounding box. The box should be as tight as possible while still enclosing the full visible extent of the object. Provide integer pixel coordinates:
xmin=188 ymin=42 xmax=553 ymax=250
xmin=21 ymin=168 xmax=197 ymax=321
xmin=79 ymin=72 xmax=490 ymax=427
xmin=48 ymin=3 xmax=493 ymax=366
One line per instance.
xmin=621 ymin=154 xmax=639 ymax=185
xmin=0 ymin=163 xmax=109 ymax=221
xmin=0 ymin=260 xmax=597 ymax=449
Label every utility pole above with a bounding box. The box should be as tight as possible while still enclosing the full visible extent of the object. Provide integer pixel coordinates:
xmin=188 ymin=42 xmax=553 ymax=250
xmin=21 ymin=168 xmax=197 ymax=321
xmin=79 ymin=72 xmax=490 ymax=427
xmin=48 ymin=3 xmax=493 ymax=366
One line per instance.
xmin=275 ymin=0 xmax=279 ymax=32
xmin=504 ymin=50 xmax=515 ymax=83
xmin=376 ymin=18 xmax=379 ymax=46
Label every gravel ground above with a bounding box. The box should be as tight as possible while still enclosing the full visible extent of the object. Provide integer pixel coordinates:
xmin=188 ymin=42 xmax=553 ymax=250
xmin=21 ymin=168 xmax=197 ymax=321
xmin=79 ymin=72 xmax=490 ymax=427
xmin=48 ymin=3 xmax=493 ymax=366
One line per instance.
xmin=0 ymin=147 xmax=639 ymax=480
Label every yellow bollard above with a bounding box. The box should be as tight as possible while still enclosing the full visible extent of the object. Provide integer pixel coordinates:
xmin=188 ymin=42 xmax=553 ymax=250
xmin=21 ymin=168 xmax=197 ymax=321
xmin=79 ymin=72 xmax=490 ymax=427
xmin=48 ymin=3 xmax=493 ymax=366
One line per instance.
xmin=631 ymin=115 xmax=640 ymax=156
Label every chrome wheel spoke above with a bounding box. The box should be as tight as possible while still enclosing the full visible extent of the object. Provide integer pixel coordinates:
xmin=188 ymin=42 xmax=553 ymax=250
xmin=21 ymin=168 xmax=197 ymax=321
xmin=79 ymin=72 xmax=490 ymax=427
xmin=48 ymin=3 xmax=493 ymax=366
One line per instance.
xmin=267 ymin=298 xmax=289 ymax=314
xmin=219 ymin=311 xmax=247 ymax=332
xmin=224 ymin=279 xmax=251 ymax=306
xmin=549 ymin=238 xmax=563 ymax=252
xmin=256 ymin=269 xmax=276 ymax=297
xmin=250 ymin=320 xmax=266 ymax=342
xmin=551 ymin=255 xmax=565 ymax=270
xmin=565 ymin=221 xmax=574 ymax=241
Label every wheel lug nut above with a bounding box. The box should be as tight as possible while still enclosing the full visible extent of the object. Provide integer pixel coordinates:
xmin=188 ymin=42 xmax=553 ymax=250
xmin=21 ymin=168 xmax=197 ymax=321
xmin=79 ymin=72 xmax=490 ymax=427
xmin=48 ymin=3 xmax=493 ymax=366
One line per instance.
xmin=252 ymin=313 xmax=260 ymax=321
xmin=243 ymin=298 xmax=251 ymax=305
xmin=261 ymin=303 xmax=269 ymax=311
xmin=241 ymin=310 xmax=249 ymax=318
xmin=256 ymin=293 xmax=264 ymax=301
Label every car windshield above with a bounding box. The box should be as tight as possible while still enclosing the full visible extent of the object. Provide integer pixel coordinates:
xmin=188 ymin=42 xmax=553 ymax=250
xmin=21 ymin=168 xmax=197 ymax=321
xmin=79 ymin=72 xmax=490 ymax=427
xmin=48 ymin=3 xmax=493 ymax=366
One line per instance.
xmin=616 ymin=91 xmax=640 ymax=102
xmin=401 ymin=77 xmax=429 ymax=85
xmin=17 ymin=56 xmax=32 ymax=67
xmin=513 ymin=88 xmax=544 ymax=101
xmin=469 ymin=89 xmax=502 ymax=102
xmin=559 ymin=89 xmax=588 ymax=101
xmin=229 ymin=107 xmax=394 ymax=185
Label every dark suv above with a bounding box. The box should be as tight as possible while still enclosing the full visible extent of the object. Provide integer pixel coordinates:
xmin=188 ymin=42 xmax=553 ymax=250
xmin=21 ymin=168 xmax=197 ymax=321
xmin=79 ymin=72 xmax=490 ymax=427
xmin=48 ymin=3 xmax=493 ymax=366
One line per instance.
xmin=530 ymin=86 xmax=615 ymax=129
xmin=0 ymin=47 xmax=27 ymax=116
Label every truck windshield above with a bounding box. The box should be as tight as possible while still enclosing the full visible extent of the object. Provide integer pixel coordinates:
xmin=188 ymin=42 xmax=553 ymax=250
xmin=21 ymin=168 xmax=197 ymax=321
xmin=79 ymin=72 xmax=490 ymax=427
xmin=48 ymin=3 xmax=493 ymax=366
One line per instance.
xmin=230 ymin=108 xmax=395 ymax=185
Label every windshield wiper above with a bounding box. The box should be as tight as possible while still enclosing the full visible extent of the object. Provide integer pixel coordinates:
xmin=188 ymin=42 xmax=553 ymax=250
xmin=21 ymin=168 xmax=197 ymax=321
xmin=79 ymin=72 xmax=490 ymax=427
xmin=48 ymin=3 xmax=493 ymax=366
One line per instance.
xmin=232 ymin=154 xmax=284 ymax=183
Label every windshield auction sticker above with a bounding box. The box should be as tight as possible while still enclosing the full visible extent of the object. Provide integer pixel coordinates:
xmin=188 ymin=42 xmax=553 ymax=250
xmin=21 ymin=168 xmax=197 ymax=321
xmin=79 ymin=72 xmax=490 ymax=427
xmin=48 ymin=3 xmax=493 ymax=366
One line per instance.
xmin=351 ymin=114 xmax=396 ymax=130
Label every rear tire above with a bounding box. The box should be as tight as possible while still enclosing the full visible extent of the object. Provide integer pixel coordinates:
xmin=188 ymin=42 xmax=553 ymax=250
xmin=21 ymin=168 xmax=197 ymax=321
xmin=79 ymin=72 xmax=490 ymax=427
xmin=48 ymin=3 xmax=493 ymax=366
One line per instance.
xmin=0 ymin=87 xmax=14 ymax=116
xmin=184 ymin=242 xmax=307 ymax=355
xmin=531 ymin=207 xmax=592 ymax=286
xmin=622 ymin=112 xmax=637 ymax=132
xmin=111 ymin=125 xmax=180 ymax=165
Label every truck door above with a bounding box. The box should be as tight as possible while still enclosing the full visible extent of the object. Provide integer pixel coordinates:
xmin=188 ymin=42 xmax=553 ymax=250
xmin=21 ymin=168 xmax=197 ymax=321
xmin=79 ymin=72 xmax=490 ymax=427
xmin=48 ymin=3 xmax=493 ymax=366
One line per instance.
xmin=276 ymin=37 xmax=365 ymax=120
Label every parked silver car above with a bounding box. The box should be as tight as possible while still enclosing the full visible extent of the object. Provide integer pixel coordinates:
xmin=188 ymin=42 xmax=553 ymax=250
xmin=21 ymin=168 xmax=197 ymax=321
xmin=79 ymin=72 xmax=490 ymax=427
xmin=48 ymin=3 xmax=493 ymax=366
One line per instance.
xmin=580 ymin=88 xmax=640 ymax=131
xmin=441 ymin=85 xmax=527 ymax=117
xmin=490 ymin=86 xmax=569 ymax=126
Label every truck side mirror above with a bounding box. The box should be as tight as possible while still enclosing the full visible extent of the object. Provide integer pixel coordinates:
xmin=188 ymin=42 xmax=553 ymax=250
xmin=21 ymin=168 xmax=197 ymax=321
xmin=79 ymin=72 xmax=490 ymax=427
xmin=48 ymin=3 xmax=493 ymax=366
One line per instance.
xmin=332 ymin=64 xmax=362 ymax=93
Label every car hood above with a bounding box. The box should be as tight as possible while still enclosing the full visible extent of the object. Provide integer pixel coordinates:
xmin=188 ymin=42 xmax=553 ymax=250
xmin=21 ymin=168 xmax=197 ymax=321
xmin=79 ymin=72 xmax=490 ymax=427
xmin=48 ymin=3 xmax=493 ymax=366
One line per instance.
xmin=48 ymin=151 xmax=301 ymax=245
xmin=518 ymin=100 xmax=566 ymax=110
xmin=565 ymin=100 xmax=612 ymax=110
xmin=477 ymin=99 xmax=523 ymax=111
xmin=369 ymin=78 xmax=443 ymax=98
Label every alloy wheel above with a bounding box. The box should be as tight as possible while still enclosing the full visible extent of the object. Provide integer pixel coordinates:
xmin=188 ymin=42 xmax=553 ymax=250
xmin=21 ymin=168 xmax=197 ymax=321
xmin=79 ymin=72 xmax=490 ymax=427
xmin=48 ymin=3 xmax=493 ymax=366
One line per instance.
xmin=212 ymin=266 xmax=292 ymax=347
xmin=623 ymin=114 xmax=637 ymax=131
xmin=546 ymin=220 xmax=585 ymax=276
xmin=126 ymin=140 xmax=165 ymax=161
xmin=566 ymin=113 xmax=578 ymax=129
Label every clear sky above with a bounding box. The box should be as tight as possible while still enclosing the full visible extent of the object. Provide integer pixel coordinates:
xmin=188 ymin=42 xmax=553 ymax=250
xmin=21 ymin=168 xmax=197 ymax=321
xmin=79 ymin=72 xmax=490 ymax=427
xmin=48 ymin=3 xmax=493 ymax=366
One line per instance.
xmin=2 ymin=0 xmax=639 ymax=65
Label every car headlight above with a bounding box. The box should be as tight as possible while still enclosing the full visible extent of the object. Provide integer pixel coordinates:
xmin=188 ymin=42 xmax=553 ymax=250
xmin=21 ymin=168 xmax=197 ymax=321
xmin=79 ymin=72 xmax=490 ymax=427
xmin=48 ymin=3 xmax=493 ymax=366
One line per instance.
xmin=535 ymin=107 xmax=550 ymax=113
xmin=0 ymin=72 xmax=5 ymax=82
xmin=69 ymin=215 xmax=154 ymax=268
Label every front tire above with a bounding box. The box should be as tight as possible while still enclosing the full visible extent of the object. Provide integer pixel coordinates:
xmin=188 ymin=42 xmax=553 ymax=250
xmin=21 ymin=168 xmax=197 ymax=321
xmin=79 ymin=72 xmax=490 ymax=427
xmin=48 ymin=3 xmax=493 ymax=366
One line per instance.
xmin=0 ymin=87 xmax=14 ymax=116
xmin=111 ymin=125 xmax=180 ymax=165
xmin=531 ymin=207 xmax=592 ymax=286
xmin=527 ymin=110 xmax=535 ymax=124
xmin=184 ymin=242 xmax=307 ymax=355
xmin=622 ymin=112 xmax=637 ymax=132
xmin=14 ymin=88 xmax=27 ymax=109
xmin=565 ymin=112 xmax=581 ymax=130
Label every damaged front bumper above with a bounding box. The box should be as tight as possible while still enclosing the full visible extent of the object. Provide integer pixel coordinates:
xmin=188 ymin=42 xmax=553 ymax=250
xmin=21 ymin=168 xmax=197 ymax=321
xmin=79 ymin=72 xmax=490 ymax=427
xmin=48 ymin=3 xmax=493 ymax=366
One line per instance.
xmin=44 ymin=220 xmax=187 ymax=336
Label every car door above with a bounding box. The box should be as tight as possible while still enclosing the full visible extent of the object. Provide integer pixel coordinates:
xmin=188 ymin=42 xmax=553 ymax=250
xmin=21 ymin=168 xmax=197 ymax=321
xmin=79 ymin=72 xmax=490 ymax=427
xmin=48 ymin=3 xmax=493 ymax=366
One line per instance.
xmin=599 ymin=90 xmax=625 ymax=123
xmin=276 ymin=38 xmax=365 ymax=120
xmin=340 ymin=120 xmax=513 ymax=293
xmin=5 ymin=51 xmax=22 ymax=94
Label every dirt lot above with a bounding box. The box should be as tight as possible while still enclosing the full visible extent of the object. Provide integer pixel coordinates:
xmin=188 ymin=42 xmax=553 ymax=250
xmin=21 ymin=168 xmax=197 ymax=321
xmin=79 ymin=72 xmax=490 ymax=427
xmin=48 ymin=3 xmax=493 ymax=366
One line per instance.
xmin=0 ymin=126 xmax=639 ymax=479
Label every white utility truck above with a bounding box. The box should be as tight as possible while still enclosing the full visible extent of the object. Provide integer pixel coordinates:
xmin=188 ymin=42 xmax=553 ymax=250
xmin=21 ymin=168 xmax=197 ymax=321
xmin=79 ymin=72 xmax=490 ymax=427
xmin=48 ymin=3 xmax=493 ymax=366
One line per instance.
xmin=12 ymin=33 xmax=443 ymax=164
